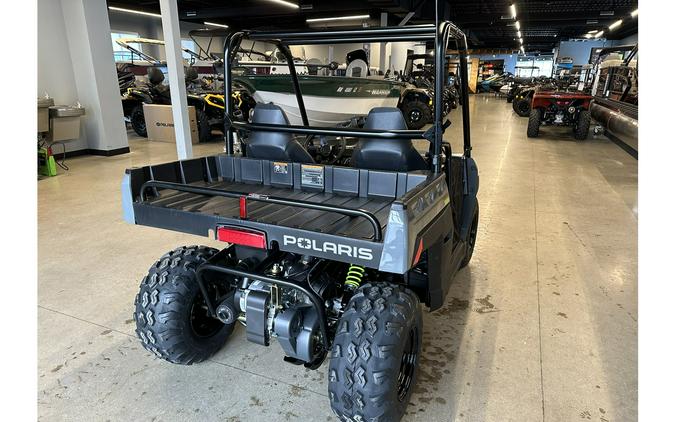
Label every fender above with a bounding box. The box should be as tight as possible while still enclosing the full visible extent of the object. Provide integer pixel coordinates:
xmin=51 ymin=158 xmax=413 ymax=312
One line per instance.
xmin=399 ymin=87 xmax=432 ymax=106
xmin=125 ymin=89 xmax=153 ymax=104
xmin=187 ymin=95 xmax=206 ymax=111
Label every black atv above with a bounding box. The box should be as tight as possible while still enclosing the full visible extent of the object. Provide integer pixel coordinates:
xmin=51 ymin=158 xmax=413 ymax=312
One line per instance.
xmin=122 ymin=21 xmax=478 ymax=422
xmin=121 ymin=67 xmax=213 ymax=141
xmin=120 ymin=67 xmax=257 ymax=142
xmin=398 ymin=53 xmax=456 ymax=129
xmin=512 ymin=79 xmax=558 ymax=117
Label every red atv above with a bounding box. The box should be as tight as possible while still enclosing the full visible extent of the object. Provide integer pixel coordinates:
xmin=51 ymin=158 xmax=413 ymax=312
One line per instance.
xmin=526 ymin=91 xmax=593 ymax=140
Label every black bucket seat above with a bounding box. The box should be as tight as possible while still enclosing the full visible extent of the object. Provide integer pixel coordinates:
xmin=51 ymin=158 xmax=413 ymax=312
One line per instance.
xmin=351 ymin=107 xmax=428 ymax=172
xmin=245 ymin=103 xmax=314 ymax=163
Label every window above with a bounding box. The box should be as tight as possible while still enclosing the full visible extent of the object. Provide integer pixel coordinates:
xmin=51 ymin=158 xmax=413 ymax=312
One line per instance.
xmin=181 ymin=39 xmax=196 ymax=61
xmin=516 ymin=57 xmax=554 ymax=77
xmin=111 ymin=31 xmax=140 ymax=62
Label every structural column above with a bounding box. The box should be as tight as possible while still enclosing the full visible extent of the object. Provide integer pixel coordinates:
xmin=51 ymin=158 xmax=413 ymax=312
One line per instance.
xmin=60 ymin=0 xmax=128 ymax=155
xmin=379 ymin=12 xmax=388 ymax=73
xmin=159 ymin=0 xmax=193 ymax=160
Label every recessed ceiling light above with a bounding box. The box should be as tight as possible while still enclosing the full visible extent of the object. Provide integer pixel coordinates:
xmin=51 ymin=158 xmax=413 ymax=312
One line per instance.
xmin=631 ymin=9 xmax=638 ymax=18
xmin=594 ymin=30 xmax=604 ymax=38
xmin=588 ymin=29 xmax=598 ymax=34
xmin=510 ymin=4 xmax=517 ymax=19
xmin=517 ymin=30 xmax=522 ymax=38
xmin=108 ymin=6 xmax=161 ymax=18
xmin=515 ymin=20 xmax=521 ymax=30
xmin=609 ymin=19 xmax=623 ymax=30
xmin=306 ymin=14 xmax=370 ymax=23
xmin=265 ymin=0 xmax=299 ymax=9
xmin=204 ymin=21 xmax=229 ymax=28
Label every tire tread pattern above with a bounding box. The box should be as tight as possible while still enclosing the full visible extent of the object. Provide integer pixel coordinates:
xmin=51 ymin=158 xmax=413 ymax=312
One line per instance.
xmin=527 ymin=108 xmax=541 ymax=138
xmin=328 ymin=283 xmax=422 ymax=422
xmin=134 ymin=245 xmax=232 ymax=365
xmin=574 ymin=109 xmax=591 ymax=140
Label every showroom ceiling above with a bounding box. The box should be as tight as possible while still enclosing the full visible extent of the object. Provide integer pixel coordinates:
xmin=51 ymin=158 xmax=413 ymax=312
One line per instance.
xmin=107 ymin=0 xmax=638 ymax=52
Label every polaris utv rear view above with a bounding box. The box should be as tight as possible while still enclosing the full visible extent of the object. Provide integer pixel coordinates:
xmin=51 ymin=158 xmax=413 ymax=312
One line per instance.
xmin=122 ymin=21 xmax=479 ymax=422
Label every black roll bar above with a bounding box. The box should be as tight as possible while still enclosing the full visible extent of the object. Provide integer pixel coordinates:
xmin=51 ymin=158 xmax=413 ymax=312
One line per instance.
xmin=222 ymin=16 xmax=472 ymax=173
xmin=231 ymin=121 xmax=425 ymax=139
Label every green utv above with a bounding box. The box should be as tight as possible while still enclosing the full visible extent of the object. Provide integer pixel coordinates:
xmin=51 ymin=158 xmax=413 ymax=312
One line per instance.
xmin=122 ymin=21 xmax=479 ymax=422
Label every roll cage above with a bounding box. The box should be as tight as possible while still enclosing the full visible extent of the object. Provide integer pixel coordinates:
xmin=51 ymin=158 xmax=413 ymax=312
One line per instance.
xmin=220 ymin=22 xmax=473 ymax=174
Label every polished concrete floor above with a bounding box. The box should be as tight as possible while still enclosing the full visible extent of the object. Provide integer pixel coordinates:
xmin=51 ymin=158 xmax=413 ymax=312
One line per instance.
xmin=38 ymin=95 xmax=637 ymax=421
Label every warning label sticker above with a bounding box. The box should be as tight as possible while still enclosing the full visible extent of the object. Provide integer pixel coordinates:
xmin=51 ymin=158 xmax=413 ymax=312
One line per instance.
xmin=301 ymin=165 xmax=324 ymax=188
xmin=273 ymin=162 xmax=289 ymax=174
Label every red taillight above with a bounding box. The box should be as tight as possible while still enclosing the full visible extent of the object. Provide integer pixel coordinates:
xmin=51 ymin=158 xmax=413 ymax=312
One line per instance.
xmin=216 ymin=227 xmax=267 ymax=249
xmin=239 ymin=196 xmax=248 ymax=219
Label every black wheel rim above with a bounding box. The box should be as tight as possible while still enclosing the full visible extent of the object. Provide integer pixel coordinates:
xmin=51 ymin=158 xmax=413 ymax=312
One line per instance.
xmin=518 ymin=101 xmax=530 ymax=114
xmin=190 ymin=291 xmax=224 ymax=338
xmin=397 ymin=326 xmax=419 ymax=402
xmin=409 ymin=109 xmax=422 ymax=122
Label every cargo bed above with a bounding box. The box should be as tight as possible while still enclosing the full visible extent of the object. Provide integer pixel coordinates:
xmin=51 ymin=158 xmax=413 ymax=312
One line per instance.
xmin=122 ymin=155 xmax=450 ymax=270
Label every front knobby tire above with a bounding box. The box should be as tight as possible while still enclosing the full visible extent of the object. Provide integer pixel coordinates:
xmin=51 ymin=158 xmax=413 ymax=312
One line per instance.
xmin=328 ymin=283 xmax=422 ymax=422
xmin=130 ymin=104 xmax=147 ymax=137
xmin=527 ymin=108 xmax=542 ymax=138
xmin=513 ymin=98 xmax=531 ymax=117
xmin=574 ymin=109 xmax=591 ymax=140
xmin=401 ymin=100 xmax=432 ymax=129
xmin=134 ymin=245 xmax=234 ymax=365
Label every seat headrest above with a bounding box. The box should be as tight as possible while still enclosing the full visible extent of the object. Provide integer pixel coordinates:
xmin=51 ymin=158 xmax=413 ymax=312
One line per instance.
xmin=147 ymin=67 xmax=165 ymax=85
xmin=185 ymin=66 xmax=199 ymax=82
xmin=251 ymin=103 xmax=290 ymax=125
xmin=364 ymin=107 xmax=407 ymax=130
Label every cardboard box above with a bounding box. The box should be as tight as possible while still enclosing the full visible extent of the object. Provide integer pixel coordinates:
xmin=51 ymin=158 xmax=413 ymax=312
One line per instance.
xmin=143 ymin=104 xmax=199 ymax=144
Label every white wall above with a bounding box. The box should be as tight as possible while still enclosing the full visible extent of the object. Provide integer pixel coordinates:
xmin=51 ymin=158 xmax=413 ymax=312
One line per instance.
xmin=37 ymin=0 xmax=87 ymax=152
xmin=38 ymin=0 xmax=128 ymax=154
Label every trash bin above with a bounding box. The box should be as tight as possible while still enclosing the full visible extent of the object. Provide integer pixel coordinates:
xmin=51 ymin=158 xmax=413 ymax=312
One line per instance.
xmin=49 ymin=105 xmax=85 ymax=142
xmin=38 ymin=96 xmax=54 ymax=133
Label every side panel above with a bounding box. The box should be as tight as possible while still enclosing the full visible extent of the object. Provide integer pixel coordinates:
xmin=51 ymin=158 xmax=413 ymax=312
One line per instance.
xmin=379 ymin=173 xmax=449 ymax=274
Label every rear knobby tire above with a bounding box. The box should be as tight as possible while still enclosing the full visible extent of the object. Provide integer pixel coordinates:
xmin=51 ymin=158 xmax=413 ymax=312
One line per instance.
xmin=460 ymin=201 xmax=479 ymax=269
xmin=131 ymin=104 xmax=147 ymax=137
xmin=574 ymin=109 xmax=591 ymax=140
xmin=527 ymin=108 xmax=542 ymax=138
xmin=328 ymin=283 xmax=422 ymax=422
xmin=134 ymin=245 xmax=233 ymax=365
